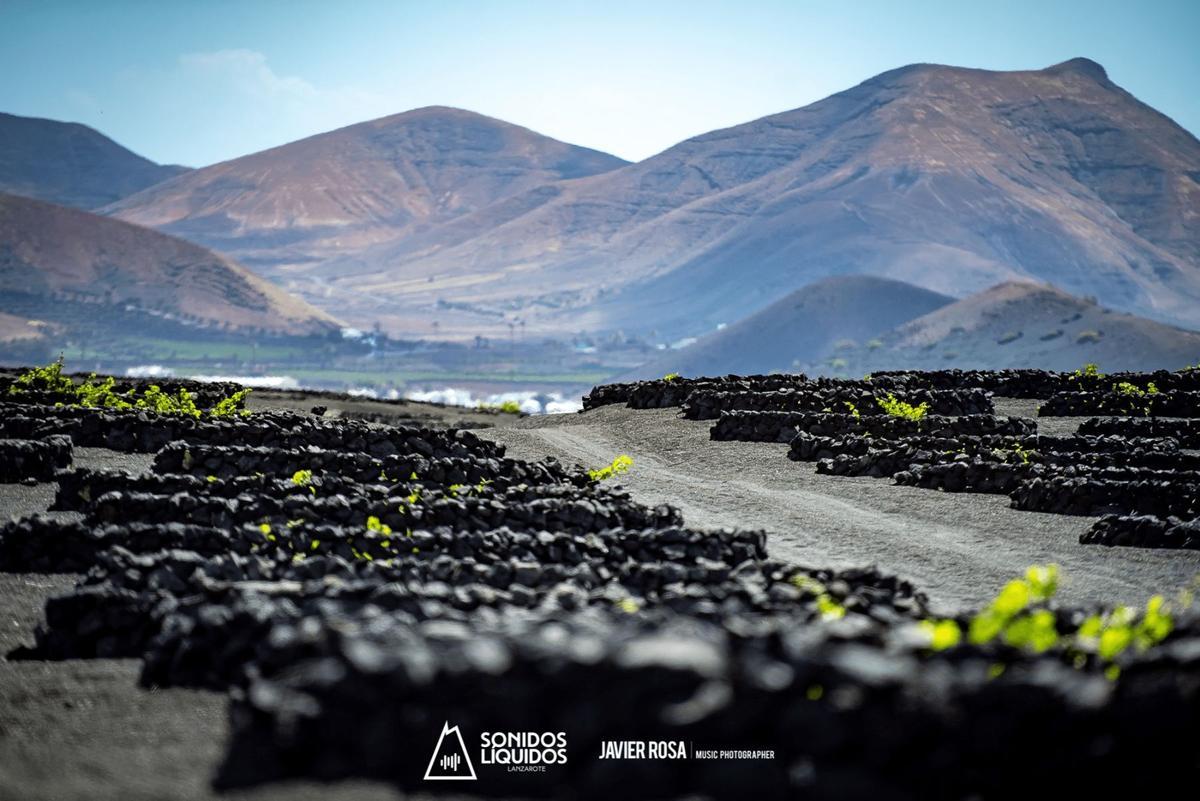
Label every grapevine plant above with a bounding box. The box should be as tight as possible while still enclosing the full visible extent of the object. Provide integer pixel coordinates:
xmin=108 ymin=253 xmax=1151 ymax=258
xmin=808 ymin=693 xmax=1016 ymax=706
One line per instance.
xmin=876 ymin=393 xmax=929 ymax=421
xmin=477 ymin=400 xmax=522 ymax=415
xmin=1114 ymin=381 xmax=1159 ymax=397
xmin=258 ymin=465 xmax=496 ymax=564
xmin=991 ymin=442 xmax=1034 ymax=465
xmin=789 ymin=574 xmax=847 ymax=620
xmin=7 ymin=357 xmax=75 ymax=394
xmin=291 ymin=469 xmax=316 ymax=495
xmin=254 ymin=506 xmax=417 ymax=566
xmin=917 ymin=564 xmax=1186 ymax=681
xmin=7 ymin=358 xmax=250 ymax=417
xmin=588 ymin=455 xmax=633 ymax=482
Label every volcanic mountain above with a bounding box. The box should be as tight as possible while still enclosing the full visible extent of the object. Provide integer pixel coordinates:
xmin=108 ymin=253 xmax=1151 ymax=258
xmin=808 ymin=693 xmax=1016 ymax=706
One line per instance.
xmin=0 ymin=112 xmax=188 ymax=209
xmin=0 ymin=192 xmax=338 ymax=336
xmin=260 ymin=57 xmax=1197 ymax=340
xmin=830 ymin=281 xmax=1200 ymax=374
xmin=104 ymin=107 xmax=629 ymax=274
xmin=625 ymin=276 xmax=954 ymax=379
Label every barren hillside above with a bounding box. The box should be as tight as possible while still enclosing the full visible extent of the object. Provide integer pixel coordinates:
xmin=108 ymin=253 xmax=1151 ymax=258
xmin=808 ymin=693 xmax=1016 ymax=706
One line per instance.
xmin=0 ymin=193 xmax=339 ymax=335
xmin=105 ymin=107 xmax=629 ymax=275
xmin=834 ymin=280 xmax=1200 ymax=373
xmin=0 ymin=112 xmax=187 ymax=209
xmin=626 ymin=275 xmax=953 ymax=379
xmin=309 ymin=58 xmax=1200 ymax=338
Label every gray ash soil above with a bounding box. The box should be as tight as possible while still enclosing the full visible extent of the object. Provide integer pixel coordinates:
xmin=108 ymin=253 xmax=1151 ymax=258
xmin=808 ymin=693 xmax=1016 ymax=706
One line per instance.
xmin=477 ymin=398 xmax=1200 ymax=613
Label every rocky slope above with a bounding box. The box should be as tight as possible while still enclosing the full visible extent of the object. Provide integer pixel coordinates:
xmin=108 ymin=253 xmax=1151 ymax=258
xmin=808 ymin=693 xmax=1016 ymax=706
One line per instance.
xmin=830 ymin=280 xmax=1200 ymax=374
xmin=304 ymin=58 xmax=1200 ymax=339
xmin=624 ymin=275 xmax=953 ymax=379
xmin=0 ymin=112 xmax=188 ymax=209
xmin=104 ymin=107 xmax=628 ymax=275
xmin=0 ymin=193 xmax=339 ymax=335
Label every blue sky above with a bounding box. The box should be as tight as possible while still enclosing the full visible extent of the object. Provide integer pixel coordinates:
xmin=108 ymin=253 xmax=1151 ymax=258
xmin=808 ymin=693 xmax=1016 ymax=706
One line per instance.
xmin=2 ymin=0 xmax=1197 ymax=167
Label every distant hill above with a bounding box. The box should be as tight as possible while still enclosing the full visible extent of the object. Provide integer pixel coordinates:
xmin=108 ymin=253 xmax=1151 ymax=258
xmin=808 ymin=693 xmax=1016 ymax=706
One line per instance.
xmin=0 ymin=310 xmax=57 ymax=362
xmin=0 ymin=311 xmax=53 ymax=343
xmin=0 ymin=112 xmax=188 ymax=209
xmin=624 ymin=276 xmax=953 ymax=379
xmin=0 ymin=192 xmax=338 ymax=336
xmin=828 ymin=281 xmax=1200 ymax=374
xmin=278 ymin=57 xmax=1200 ymax=340
xmin=104 ymin=106 xmax=629 ymax=276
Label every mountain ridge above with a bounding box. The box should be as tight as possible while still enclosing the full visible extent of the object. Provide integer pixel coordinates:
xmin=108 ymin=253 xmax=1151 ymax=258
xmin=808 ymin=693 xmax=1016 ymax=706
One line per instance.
xmin=623 ymin=275 xmax=954 ymax=380
xmin=98 ymin=58 xmax=1200 ymax=341
xmin=649 ymin=276 xmax=1200 ymax=378
xmin=833 ymin=279 xmax=1200 ymax=374
xmin=0 ymin=192 xmax=338 ymax=336
xmin=296 ymin=58 xmax=1200 ymax=338
xmin=0 ymin=112 xmax=189 ymax=209
xmin=104 ymin=106 xmax=630 ymax=274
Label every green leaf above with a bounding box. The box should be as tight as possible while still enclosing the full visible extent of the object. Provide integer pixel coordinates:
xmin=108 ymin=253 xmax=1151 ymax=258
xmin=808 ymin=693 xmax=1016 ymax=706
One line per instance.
xmin=1025 ymin=564 xmax=1059 ymax=600
xmin=968 ymin=610 xmax=1006 ymax=645
xmin=992 ymin=579 xmax=1032 ymax=616
xmin=920 ymin=619 xmax=961 ymax=651
xmin=1098 ymin=626 xmax=1133 ymax=660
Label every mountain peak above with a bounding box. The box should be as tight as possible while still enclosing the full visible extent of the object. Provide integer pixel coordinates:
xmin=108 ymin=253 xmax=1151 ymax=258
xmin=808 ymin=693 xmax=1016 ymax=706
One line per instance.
xmin=623 ymin=276 xmax=954 ymax=379
xmin=984 ymin=279 xmax=1055 ymax=294
xmin=97 ymin=57 xmax=1200 ymax=339
xmin=981 ymin=281 xmax=1087 ymax=303
xmin=1043 ymin=57 xmax=1108 ymax=81
xmin=371 ymin=105 xmax=507 ymax=126
xmin=104 ymin=106 xmax=629 ymax=274
xmin=864 ymin=57 xmax=1112 ymax=88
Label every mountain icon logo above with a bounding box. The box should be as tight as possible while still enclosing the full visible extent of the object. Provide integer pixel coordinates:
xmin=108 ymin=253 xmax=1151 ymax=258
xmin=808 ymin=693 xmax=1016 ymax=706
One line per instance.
xmin=424 ymin=722 xmax=477 ymax=780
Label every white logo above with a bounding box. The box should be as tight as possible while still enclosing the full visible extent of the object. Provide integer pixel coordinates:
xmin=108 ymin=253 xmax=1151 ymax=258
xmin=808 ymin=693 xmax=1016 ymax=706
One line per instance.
xmin=424 ymin=722 xmax=477 ymax=781
xmin=481 ymin=731 xmax=567 ymax=772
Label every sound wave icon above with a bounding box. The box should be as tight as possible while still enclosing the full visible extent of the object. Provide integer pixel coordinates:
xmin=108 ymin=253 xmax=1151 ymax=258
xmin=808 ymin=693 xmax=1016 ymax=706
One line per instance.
xmin=424 ymin=721 xmax=477 ymax=780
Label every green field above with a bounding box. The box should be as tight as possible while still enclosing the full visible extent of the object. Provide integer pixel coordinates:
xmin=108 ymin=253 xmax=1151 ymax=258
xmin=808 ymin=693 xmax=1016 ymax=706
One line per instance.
xmin=63 ymin=337 xmax=329 ymax=363
xmin=43 ymin=331 xmax=621 ymax=390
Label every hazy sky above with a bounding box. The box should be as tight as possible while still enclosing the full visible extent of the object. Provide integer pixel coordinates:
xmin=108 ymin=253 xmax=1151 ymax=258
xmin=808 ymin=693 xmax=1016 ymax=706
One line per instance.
xmin=2 ymin=0 xmax=1197 ymax=167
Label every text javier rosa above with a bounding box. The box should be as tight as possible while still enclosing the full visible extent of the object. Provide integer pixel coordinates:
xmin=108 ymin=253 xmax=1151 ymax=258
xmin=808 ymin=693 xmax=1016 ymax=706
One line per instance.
xmin=599 ymin=741 xmax=777 ymax=760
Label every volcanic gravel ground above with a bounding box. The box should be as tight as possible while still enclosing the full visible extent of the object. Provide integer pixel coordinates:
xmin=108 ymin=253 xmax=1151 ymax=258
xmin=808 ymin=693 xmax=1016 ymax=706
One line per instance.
xmin=0 ymin=447 xmax=405 ymax=801
xmin=479 ymin=400 xmax=1200 ymax=612
xmin=246 ymin=390 xmax=507 ymax=430
xmin=2 ymin=379 xmax=1199 ymax=800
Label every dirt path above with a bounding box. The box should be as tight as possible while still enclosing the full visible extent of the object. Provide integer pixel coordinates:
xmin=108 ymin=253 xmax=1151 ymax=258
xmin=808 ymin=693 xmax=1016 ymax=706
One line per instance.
xmin=480 ymin=403 xmax=1200 ymax=613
